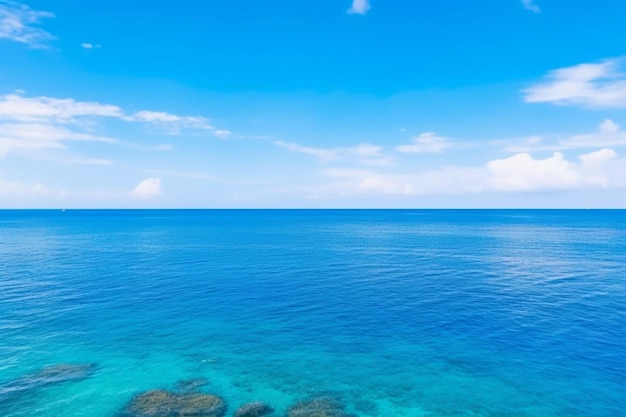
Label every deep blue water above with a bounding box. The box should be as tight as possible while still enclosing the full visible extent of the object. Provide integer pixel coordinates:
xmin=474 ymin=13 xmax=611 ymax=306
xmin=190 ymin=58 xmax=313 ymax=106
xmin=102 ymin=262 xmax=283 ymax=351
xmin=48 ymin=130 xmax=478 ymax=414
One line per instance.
xmin=0 ymin=210 xmax=625 ymax=416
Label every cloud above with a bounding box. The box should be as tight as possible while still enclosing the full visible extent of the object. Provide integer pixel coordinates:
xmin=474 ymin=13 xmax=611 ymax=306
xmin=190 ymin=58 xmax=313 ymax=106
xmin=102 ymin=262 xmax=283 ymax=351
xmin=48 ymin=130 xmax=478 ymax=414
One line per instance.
xmin=487 ymin=150 xmax=626 ymax=192
xmin=0 ymin=92 xmax=230 ymax=162
xmin=0 ymin=172 xmax=65 ymax=200
xmin=524 ymin=58 xmax=626 ymax=108
xmin=323 ymin=148 xmax=626 ymax=196
xmin=147 ymin=169 xmax=214 ymax=181
xmin=131 ymin=177 xmax=162 ymax=198
xmin=396 ymin=132 xmax=453 ymax=154
xmin=579 ymin=148 xmax=617 ymax=169
xmin=325 ymin=167 xmax=486 ymax=195
xmin=275 ymin=140 xmax=392 ymax=165
xmin=0 ymin=0 xmax=54 ymax=47
xmin=486 ymin=152 xmax=581 ymax=192
xmin=215 ymin=129 xmax=232 ymax=139
xmin=0 ymin=123 xmax=118 ymax=157
xmin=501 ymin=119 xmax=626 ymax=153
xmin=348 ymin=0 xmax=370 ymax=15
xmin=275 ymin=141 xmax=340 ymax=162
xmin=81 ymin=42 xmax=100 ymax=49
xmin=599 ymin=119 xmax=619 ymax=134
xmin=0 ymin=93 xmax=124 ymax=123
xmin=125 ymin=110 xmax=215 ymax=135
xmin=521 ymin=0 xmax=541 ymax=13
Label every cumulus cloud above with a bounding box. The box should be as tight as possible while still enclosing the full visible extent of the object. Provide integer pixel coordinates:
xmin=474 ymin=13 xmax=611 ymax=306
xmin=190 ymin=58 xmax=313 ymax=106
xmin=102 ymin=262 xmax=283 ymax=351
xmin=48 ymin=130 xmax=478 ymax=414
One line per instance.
xmin=599 ymin=119 xmax=620 ymax=134
xmin=323 ymin=148 xmax=626 ymax=197
xmin=396 ymin=132 xmax=454 ymax=154
xmin=348 ymin=0 xmax=370 ymax=15
xmin=0 ymin=0 xmax=54 ymax=47
xmin=486 ymin=152 xmax=582 ymax=192
xmin=0 ymin=172 xmax=65 ymax=200
xmin=579 ymin=148 xmax=617 ymax=169
xmin=521 ymin=0 xmax=541 ymax=13
xmin=524 ymin=58 xmax=626 ymax=108
xmin=131 ymin=177 xmax=162 ymax=198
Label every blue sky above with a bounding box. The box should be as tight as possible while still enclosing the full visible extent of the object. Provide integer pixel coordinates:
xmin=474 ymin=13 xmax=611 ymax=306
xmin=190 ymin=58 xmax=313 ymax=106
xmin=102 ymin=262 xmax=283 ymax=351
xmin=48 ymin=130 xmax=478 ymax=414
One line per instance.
xmin=1 ymin=0 xmax=625 ymax=208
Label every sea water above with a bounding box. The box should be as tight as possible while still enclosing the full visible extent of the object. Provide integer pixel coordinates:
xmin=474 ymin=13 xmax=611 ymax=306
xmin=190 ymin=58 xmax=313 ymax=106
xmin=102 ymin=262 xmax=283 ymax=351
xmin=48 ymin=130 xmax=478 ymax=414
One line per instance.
xmin=0 ymin=210 xmax=624 ymax=416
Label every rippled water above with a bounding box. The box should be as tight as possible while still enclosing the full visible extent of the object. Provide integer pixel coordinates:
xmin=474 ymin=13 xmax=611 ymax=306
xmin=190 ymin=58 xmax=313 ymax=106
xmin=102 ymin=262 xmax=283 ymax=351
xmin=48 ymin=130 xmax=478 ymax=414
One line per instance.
xmin=1 ymin=210 xmax=625 ymax=416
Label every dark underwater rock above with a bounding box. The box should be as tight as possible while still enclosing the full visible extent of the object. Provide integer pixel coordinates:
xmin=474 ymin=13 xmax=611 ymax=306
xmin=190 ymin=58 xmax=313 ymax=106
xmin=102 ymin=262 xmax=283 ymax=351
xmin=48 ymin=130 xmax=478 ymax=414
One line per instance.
xmin=287 ymin=397 xmax=353 ymax=417
xmin=354 ymin=399 xmax=378 ymax=416
xmin=0 ymin=363 xmax=96 ymax=399
xmin=176 ymin=378 xmax=209 ymax=392
xmin=123 ymin=389 xmax=226 ymax=417
xmin=234 ymin=401 xmax=274 ymax=417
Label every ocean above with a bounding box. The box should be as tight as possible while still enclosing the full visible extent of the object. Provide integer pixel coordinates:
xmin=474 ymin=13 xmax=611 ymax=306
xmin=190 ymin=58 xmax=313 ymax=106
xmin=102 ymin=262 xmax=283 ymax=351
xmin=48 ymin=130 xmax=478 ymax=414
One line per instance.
xmin=0 ymin=210 xmax=624 ymax=416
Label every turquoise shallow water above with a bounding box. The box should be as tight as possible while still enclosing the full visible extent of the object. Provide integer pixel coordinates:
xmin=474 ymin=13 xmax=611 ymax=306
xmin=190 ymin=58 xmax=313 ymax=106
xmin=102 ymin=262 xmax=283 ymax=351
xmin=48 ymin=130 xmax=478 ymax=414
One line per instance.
xmin=0 ymin=210 xmax=625 ymax=416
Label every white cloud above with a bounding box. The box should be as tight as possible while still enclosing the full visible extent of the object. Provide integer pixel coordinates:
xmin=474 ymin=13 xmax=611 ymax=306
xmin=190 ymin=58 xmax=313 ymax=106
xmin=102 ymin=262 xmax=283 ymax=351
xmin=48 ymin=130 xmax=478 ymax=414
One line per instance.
xmin=325 ymin=166 xmax=486 ymax=195
xmin=396 ymin=132 xmax=453 ymax=154
xmin=275 ymin=140 xmax=392 ymax=165
xmin=524 ymin=58 xmax=626 ymax=108
xmin=0 ymin=92 xmax=231 ymax=163
xmin=125 ymin=110 xmax=215 ymax=135
xmin=0 ymin=93 xmax=124 ymax=123
xmin=275 ymin=141 xmax=340 ymax=162
xmin=0 ymin=123 xmax=118 ymax=157
xmin=486 ymin=152 xmax=581 ymax=192
xmin=147 ymin=169 xmax=213 ymax=181
xmin=131 ymin=177 xmax=162 ymax=198
xmin=80 ymin=42 xmax=100 ymax=49
xmin=521 ymin=0 xmax=541 ymax=13
xmin=501 ymin=119 xmax=626 ymax=152
xmin=0 ymin=0 xmax=54 ymax=47
xmin=323 ymin=148 xmax=626 ymax=196
xmin=0 ymin=172 xmax=64 ymax=200
xmin=579 ymin=148 xmax=617 ymax=169
xmin=599 ymin=119 xmax=620 ymax=134
xmin=215 ymin=129 xmax=232 ymax=139
xmin=348 ymin=0 xmax=370 ymax=15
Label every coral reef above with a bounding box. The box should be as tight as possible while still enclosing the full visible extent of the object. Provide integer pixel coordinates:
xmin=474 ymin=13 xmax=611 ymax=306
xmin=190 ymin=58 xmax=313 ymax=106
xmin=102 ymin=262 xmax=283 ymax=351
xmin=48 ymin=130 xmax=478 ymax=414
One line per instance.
xmin=122 ymin=389 xmax=226 ymax=417
xmin=234 ymin=401 xmax=274 ymax=417
xmin=287 ymin=397 xmax=354 ymax=417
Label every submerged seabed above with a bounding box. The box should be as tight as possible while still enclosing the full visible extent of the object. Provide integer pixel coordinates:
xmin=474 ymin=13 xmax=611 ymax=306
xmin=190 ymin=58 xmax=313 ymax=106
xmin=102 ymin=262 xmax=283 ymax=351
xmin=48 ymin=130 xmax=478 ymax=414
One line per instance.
xmin=0 ymin=210 xmax=625 ymax=416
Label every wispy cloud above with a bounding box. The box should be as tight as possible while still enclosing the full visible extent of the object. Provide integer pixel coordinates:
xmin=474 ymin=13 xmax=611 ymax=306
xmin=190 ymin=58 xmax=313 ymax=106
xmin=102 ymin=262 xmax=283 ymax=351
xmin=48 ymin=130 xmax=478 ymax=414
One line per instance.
xmin=500 ymin=119 xmax=626 ymax=152
xmin=125 ymin=110 xmax=215 ymax=135
xmin=395 ymin=132 xmax=454 ymax=154
xmin=147 ymin=169 xmax=214 ymax=181
xmin=81 ymin=42 xmax=100 ymax=49
xmin=0 ymin=93 xmax=123 ymax=123
xmin=521 ymin=0 xmax=541 ymax=13
xmin=0 ymin=0 xmax=54 ymax=47
xmin=524 ymin=57 xmax=626 ymax=108
xmin=0 ymin=92 xmax=231 ymax=163
xmin=275 ymin=140 xmax=392 ymax=166
xmin=131 ymin=177 xmax=162 ymax=198
xmin=275 ymin=141 xmax=340 ymax=162
xmin=348 ymin=0 xmax=370 ymax=15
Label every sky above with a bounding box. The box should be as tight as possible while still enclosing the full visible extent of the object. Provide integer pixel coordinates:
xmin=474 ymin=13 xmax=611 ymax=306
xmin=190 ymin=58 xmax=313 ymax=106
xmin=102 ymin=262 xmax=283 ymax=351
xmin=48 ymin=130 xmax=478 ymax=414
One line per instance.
xmin=1 ymin=0 xmax=625 ymax=208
